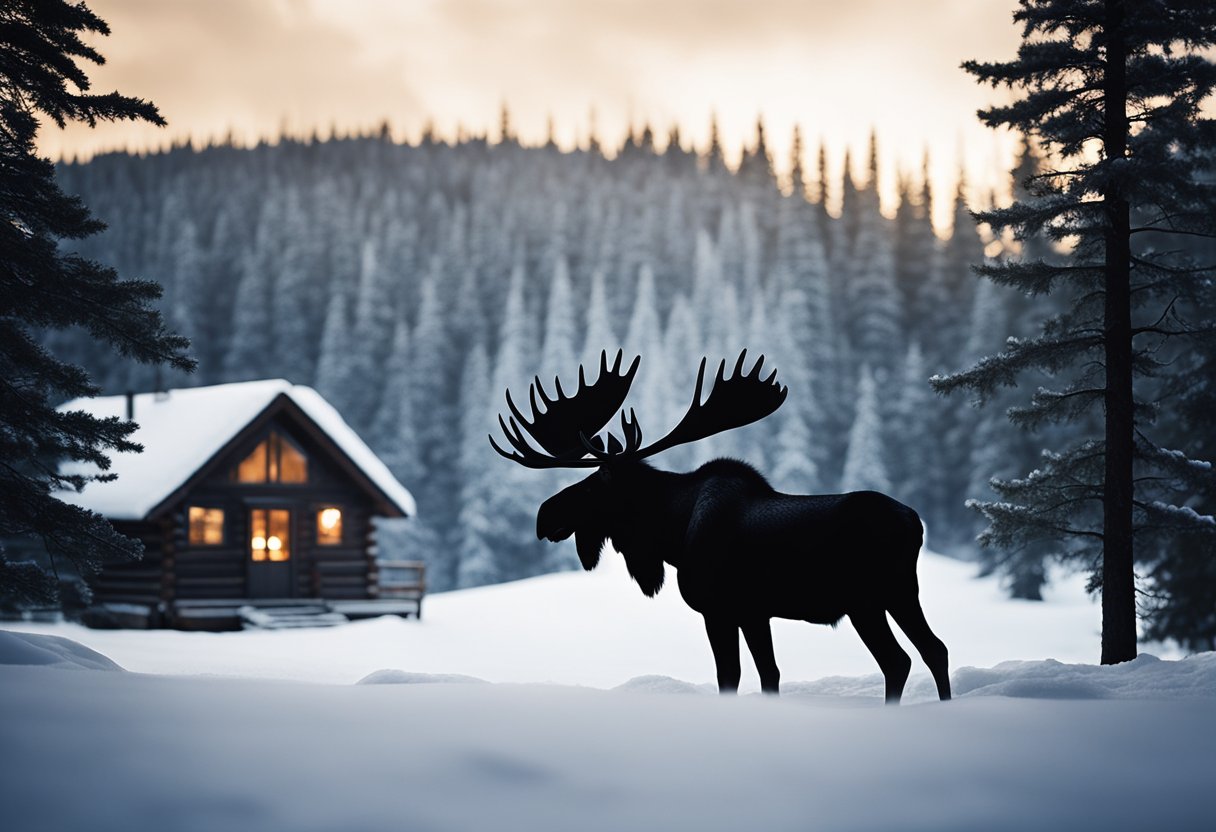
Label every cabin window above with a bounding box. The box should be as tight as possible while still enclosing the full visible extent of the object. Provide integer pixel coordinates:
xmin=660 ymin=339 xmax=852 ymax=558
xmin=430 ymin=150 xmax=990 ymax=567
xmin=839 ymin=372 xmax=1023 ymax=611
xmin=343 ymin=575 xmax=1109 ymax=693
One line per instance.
xmin=188 ymin=506 xmax=224 ymax=545
xmin=236 ymin=431 xmax=308 ymax=484
xmin=250 ymin=508 xmax=291 ymax=562
xmin=317 ymin=507 xmax=343 ymax=545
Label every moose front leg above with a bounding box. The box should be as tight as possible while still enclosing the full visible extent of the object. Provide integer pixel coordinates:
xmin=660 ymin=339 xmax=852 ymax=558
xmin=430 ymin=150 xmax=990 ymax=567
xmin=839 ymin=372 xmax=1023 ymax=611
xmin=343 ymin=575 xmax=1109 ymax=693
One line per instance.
xmin=703 ymin=615 xmax=740 ymax=694
xmin=742 ymin=618 xmax=780 ymax=695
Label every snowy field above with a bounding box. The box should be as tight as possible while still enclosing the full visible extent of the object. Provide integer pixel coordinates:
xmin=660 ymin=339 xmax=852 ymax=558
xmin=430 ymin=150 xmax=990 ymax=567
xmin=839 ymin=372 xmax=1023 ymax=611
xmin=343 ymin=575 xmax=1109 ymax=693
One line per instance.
xmin=3 ymin=551 xmax=1214 ymax=831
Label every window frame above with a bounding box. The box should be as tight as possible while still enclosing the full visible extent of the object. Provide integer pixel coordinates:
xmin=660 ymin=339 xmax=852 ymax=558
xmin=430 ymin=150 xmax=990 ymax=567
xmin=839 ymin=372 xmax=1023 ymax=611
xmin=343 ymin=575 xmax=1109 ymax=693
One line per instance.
xmin=315 ymin=505 xmax=344 ymax=546
xmin=187 ymin=505 xmax=226 ymax=547
xmin=234 ymin=429 xmax=310 ymax=485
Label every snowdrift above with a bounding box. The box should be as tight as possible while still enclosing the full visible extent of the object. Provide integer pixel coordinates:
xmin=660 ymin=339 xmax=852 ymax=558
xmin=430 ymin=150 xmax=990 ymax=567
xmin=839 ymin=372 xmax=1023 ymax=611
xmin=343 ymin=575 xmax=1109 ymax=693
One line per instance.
xmin=1 ymin=547 xmax=1212 ymax=832
xmin=1 ymin=633 xmax=1214 ymax=832
xmin=0 ymin=629 xmax=123 ymax=671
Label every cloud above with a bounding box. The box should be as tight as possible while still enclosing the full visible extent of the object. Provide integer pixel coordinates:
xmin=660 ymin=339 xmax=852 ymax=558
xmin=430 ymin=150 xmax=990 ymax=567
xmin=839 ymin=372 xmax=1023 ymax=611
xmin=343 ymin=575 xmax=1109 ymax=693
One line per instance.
xmin=40 ymin=0 xmax=425 ymax=156
xmin=41 ymin=0 xmax=1024 ymax=222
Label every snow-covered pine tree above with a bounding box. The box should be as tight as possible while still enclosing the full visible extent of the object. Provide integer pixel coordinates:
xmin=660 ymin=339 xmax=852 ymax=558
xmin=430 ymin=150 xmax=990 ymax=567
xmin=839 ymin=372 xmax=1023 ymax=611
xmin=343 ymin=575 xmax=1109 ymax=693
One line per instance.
xmin=893 ymin=162 xmax=936 ymax=337
xmin=624 ymin=264 xmax=676 ymax=454
xmin=266 ymin=189 xmax=323 ymax=386
xmin=454 ymin=339 xmax=499 ymax=588
xmin=1145 ymin=275 xmax=1216 ymax=647
xmin=773 ymin=172 xmax=842 ymax=481
xmin=814 ymin=140 xmax=833 ymax=242
xmin=662 ymin=295 xmax=704 ymax=472
xmin=313 ymin=289 xmax=355 ymax=415
xmin=966 ymin=137 xmax=1058 ymax=599
xmin=846 ymin=203 xmax=902 ymax=377
xmin=890 ymin=342 xmax=933 ymax=514
xmin=841 ymin=366 xmax=891 ymax=494
xmin=580 ymin=268 xmax=620 ymax=367
xmin=936 ymin=0 xmax=1216 ymax=663
xmin=539 ymin=256 xmax=577 ymax=386
xmin=369 ymin=319 xmax=414 ymax=469
xmin=769 ymin=287 xmax=822 ymax=493
xmin=406 ymin=276 xmax=463 ymax=586
xmin=346 ymin=241 xmax=399 ymax=432
xmin=163 ymin=218 xmax=207 ymax=387
xmin=482 ymin=264 xmax=550 ymax=582
xmin=221 ymin=251 xmax=275 ymax=383
xmin=0 ymin=0 xmax=193 ymax=609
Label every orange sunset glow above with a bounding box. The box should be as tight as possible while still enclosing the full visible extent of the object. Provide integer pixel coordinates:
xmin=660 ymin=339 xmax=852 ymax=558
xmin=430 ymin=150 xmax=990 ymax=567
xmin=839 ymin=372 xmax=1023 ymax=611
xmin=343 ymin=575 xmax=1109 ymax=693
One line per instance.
xmin=38 ymin=0 xmax=1023 ymax=228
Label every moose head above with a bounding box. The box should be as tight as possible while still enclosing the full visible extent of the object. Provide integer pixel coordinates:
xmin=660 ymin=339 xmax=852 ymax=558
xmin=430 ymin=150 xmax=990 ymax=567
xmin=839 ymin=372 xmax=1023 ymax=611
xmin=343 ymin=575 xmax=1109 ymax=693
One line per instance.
xmin=490 ymin=349 xmax=787 ymax=593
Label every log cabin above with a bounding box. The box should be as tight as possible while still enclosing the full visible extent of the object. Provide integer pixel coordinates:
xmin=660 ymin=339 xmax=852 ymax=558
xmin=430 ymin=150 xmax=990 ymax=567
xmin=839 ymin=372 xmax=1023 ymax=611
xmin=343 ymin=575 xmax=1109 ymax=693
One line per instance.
xmin=54 ymin=380 xmax=424 ymax=630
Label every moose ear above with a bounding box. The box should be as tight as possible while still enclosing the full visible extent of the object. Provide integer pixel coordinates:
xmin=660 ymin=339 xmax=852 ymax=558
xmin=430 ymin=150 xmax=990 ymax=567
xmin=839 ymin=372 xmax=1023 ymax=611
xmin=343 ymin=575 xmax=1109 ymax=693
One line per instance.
xmin=575 ymin=527 xmax=606 ymax=570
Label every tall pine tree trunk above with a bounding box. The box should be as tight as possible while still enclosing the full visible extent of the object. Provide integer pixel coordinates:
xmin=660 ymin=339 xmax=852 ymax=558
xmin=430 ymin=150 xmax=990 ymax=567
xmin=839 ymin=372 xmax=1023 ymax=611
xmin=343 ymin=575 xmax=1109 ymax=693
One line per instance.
xmin=1101 ymin=0 xmax=1137 ymax=664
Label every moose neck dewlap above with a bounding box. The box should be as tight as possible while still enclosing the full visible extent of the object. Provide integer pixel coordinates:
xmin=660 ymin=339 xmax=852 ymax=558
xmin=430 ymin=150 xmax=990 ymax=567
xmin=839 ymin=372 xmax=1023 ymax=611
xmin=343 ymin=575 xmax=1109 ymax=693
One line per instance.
xmin=604 ymin=463 xmax=696 ymax=578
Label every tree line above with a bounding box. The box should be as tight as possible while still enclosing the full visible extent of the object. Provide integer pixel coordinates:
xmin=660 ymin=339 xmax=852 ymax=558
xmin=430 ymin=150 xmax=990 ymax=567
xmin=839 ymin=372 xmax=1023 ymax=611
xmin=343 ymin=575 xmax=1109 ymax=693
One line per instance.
xmin=49 ymin=127 xmax=1042 ymax=582
xmin=49 ymin=106 xmax=1214 ymax=648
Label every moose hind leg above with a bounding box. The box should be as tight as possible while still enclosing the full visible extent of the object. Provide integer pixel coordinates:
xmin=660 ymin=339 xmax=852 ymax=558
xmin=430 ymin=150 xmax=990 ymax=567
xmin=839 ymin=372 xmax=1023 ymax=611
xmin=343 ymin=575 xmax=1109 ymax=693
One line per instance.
xmin=704 ymin=615 xmax=741 ymax=694
xmin=889 ymin=601 xmax=951 ymax=701
xmin=849 ymin=608 xmax=911 ymax=705
xmin=742 ymin=619 xmax=780 ymax=695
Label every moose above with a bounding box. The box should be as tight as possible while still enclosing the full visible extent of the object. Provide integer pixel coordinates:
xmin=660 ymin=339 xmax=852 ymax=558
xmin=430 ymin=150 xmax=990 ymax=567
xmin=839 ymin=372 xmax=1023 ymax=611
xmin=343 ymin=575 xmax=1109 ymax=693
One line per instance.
xmin=491 ymin=350 xmax=951 ymax=703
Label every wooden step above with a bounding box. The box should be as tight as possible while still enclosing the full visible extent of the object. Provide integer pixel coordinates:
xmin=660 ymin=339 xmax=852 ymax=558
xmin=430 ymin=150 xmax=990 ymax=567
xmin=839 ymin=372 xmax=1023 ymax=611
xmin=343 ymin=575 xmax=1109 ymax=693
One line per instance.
xmin=237 ymin=603 xmax=348 ymax=630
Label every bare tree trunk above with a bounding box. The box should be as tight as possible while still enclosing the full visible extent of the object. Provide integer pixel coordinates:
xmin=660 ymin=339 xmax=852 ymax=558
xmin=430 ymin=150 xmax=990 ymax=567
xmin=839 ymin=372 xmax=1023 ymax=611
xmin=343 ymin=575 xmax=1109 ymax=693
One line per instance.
xmin=1101 ymin=0 xmax=1137 ymax=665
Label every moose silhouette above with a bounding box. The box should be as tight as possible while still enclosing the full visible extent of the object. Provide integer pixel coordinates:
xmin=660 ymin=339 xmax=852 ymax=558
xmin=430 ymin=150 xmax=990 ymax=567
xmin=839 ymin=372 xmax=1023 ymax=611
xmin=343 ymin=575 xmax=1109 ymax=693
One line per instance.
xmin=491 ymin=350 xmax=951 ymax=703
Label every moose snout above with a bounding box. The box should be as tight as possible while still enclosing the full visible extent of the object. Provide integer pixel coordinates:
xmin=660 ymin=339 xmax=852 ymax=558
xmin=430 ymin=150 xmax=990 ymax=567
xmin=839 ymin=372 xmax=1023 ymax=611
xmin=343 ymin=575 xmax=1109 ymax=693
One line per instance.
xmin=536 ymin=499 xmax=574 ymax=542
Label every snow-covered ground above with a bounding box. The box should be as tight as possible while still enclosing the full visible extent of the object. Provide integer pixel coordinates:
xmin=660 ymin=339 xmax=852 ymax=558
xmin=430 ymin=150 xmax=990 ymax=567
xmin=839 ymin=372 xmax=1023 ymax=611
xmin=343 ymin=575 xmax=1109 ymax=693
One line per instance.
xmin=0 ymin=549 xmax=1147 ymax=688
xmin=2 ymin=551 xmax=1213 ymax=831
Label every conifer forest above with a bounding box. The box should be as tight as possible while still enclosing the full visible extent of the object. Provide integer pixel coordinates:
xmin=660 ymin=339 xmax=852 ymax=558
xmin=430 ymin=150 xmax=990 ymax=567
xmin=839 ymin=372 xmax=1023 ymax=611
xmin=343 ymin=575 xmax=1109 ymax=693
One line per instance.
xmin=47 ymin=126 xmax=1215 ymax=645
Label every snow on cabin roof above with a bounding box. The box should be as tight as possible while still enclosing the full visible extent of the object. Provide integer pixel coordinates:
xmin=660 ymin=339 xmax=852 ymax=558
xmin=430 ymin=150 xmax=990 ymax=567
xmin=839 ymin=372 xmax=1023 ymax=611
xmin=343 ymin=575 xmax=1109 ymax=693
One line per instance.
xmin=54 ymin=380 xmax=416 ymax=520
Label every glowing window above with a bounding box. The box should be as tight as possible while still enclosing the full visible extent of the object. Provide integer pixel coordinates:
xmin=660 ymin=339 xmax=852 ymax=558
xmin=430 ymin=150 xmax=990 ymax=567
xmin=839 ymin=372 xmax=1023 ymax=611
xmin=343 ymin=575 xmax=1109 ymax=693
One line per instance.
xmin=317 ymin=507 xmax=343 ymax=545
xmin=188 ymin=507 xmax=224 ymax=546
xmin=250 ymin=508 xmax=291 ymax=562
xmin=236 ymin=432 xmax=308 ymax=484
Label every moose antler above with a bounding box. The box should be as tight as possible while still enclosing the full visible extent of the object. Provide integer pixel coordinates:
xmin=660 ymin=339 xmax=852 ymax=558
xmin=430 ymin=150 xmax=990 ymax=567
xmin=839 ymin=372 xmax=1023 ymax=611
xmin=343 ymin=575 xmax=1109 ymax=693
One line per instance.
xmin=492 ymin=349 xmax=786 ymax=468
xmin=627 ymin=350 xmax=787 ymax=460
xmin=490 ymin=349 xmax=641 ymax=468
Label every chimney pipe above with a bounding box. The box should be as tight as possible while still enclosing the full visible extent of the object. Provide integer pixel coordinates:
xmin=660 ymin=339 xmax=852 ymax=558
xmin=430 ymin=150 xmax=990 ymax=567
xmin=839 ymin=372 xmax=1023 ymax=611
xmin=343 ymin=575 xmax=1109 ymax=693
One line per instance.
xmin=125 ymin=390 xmax=135 ymax=421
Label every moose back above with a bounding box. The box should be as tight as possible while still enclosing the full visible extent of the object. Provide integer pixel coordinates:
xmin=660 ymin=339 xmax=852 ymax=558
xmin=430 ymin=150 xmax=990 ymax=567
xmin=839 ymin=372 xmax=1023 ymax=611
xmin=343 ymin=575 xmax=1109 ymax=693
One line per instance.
xmin=492 ymin=350 xmax=951 ymax=703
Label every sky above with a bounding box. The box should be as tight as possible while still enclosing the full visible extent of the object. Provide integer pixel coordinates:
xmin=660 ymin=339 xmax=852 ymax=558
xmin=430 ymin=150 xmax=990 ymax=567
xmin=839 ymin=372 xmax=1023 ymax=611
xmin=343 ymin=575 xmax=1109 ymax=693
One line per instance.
xmin=39 ymin=0 xmax=1025 ymax=226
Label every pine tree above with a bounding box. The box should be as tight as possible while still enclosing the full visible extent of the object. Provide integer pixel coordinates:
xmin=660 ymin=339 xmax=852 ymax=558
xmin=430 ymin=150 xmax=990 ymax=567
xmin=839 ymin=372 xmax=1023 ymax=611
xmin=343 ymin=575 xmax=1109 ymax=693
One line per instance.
xmin=539 ymin=256 xmax=576 ymax=385
xmin=455 ymin=339 xmax=498 ymax=587
xmin=936 ymin=0 xmax=1216 ymax=663
xmin=313 ymin=290 xmax=355 ymax=415
xmin=580 ymin=268 xmax=619 ymax=366
xmin=163 ymin=218 xmax=207 ymax=387
xmin=407 ymin=276 xmax=462 ymax=586
xmin=704 ymin=112 xmax=727 ymax=174
xmin=847 ymin=206 xmax=902 ymax=376
xmin=624 ymin=264 xmax=675 ymax=451
xmin=841 ymin=366 xmax=891 ymax=494
xmin=788 ymin=125 xmax=808 ymax=202
xmin=347 ymin=241 xmax=398 ymax=432
xmin=369 ymin=319 xmax=414 ymax=466
xmin=272 ymin=190 xmax=326 ymax=385
xmin=893 ymin=166 xmax=936 ymax=328
xmin=769 ymin=288 xmax=822 ymax=493
xmin=0 ymin=0 xmax=193 ymax=608
xmin=662 ymin=295 xmax=704 ymax=472
xmin=220 ymin=251 xmax=273 ymax=382
xmin=482 ymin=263 xmax=549 ymax=582
xmin=890 ymin=342 xmax=933 ymax=512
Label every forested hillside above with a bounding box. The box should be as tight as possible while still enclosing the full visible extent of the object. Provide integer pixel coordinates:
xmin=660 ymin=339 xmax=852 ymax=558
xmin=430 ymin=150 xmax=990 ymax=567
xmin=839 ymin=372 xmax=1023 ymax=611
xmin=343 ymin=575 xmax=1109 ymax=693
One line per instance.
xmin=52 ymin=130 xmax=1057 ymax=593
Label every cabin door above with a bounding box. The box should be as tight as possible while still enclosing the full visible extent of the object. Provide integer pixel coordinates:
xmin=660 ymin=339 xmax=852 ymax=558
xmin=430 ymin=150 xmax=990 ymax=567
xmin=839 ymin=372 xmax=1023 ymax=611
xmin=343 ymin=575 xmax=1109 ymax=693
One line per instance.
xmin=247 ymin=508 xmax=294 ymax=598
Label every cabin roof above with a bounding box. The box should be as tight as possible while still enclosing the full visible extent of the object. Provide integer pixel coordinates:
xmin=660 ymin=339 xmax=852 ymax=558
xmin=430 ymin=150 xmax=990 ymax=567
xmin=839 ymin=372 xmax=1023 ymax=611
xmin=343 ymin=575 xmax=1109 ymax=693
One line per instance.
xmin=54 ymin=380 xmax=416 ymax=520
